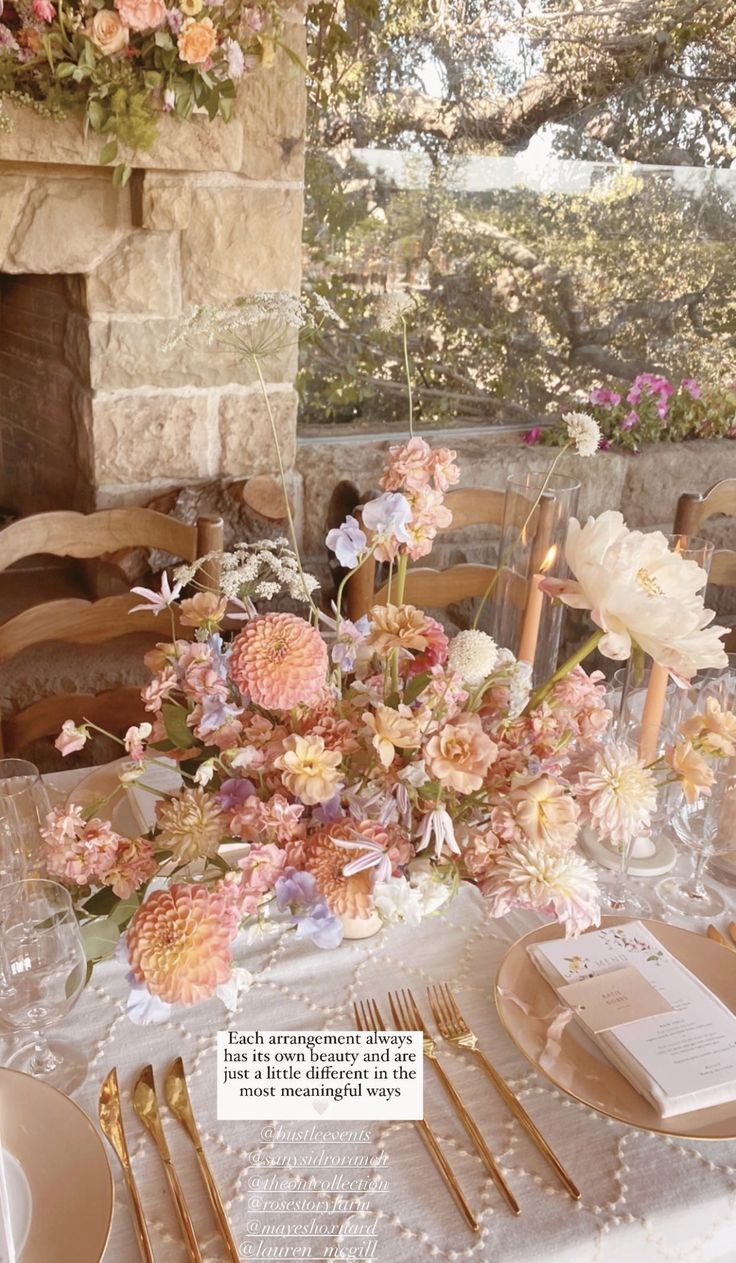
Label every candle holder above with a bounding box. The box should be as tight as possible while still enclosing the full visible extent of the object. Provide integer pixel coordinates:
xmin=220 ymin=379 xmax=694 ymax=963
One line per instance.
xmin=490 ymin=471 xmax=580 ymax=684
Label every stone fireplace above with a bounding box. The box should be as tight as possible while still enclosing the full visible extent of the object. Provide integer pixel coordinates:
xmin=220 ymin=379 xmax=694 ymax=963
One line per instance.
xmin=0 ymin=24 xmax=305 ymax=516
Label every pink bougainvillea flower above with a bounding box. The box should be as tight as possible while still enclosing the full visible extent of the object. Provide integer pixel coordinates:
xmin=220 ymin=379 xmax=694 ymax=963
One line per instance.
xmin=229 ymin=613 xmax=328 ymax=709
xmin=523 ymin=427 xmax=542 ymax=445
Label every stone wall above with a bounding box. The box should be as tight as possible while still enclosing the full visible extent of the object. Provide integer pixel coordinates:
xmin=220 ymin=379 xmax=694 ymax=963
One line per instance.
xmin=0 ymin=26 xmax=305 ymax=512
xmin=295 ymin=430 xmax=736 ymax=582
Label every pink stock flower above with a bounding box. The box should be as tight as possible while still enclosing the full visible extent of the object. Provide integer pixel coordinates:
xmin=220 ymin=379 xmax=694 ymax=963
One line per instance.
xmin=141 ymin=668 xmax=178 ymax=713
xmin=380 ymin=436 xmax=436 ymax=492
xmin=43 ymin=809 xmax=122 ymax=886
xmin=127 ymin=883 xmax=239 ymax=1005
xmin=105 ymin=838 xmax=157 ymax=898
xmin=238 ymin=842 xmax=287 ymax=894
xmin=229 ymin=613 xmax=328 ymax=710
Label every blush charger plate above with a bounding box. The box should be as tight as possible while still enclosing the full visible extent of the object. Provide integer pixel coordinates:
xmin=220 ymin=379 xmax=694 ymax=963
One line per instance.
xmin=495 ymin=915 xmax=736 ymax=1142
xmin=0 ymin=1067 xmax=114 ymax=1261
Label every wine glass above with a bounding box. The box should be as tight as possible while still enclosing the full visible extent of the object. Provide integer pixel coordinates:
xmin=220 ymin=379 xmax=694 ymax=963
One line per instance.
xmin=656 ymin=761 xmax=736 ymax=919
xmin=0 ymin=880 xmax=88 ymax=1093
xmin=0 ymin=759 xmax=51 ymax=882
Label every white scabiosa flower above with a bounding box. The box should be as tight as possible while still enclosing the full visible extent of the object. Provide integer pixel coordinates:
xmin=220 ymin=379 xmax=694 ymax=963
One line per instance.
xmin=563 ymin=410 xmax=601 ymax=457
xmin=447 ymin=629 xmax=499 ymax=685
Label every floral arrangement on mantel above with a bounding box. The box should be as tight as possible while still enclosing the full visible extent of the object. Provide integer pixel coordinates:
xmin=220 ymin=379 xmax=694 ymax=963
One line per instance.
xmin=0 ymin=0 xmax=293 ymax=183
xmin=526 ymin=374 xmax=736 ymax=453
xmin=41 ymin=295 xmax=730 ymax=1019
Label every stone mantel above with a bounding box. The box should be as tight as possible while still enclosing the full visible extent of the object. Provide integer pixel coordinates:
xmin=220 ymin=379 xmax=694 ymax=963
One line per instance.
xmin=0 ymin=27 xmax=306 ymax=514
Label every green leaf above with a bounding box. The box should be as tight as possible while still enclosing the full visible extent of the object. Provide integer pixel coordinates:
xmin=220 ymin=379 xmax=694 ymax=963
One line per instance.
xmin=109 ymin=894 xmax=141 ymax=928
xmin=86 ymin=99 xmax=106 ymax=132
xmin=81 ymin=917 xmax=120 ymax=964
xmin=82 ymin=886 xmax=119 ymax=917
xmin=155 ymin=30 xmax=174 ymax=48
xmin=99 ymin=138 xmax=118 ymax=165
xmin=56 ymin=61 xmax=76 ymax=79
xmin=112 ymin=163 xmax=132 ymax=188
xmin=403 ymin=670 xmax=430 ymax=704
xmin=161 ymin=701 xmax=197 ymax=749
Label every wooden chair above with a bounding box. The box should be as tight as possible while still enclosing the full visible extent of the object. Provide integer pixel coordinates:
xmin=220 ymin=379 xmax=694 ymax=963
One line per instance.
xmin=345 ymin=486 xmax=555 ymax=623
xmin=675 ymin=480 xmax=736 ymax=650
xmin=0 ymin=508 xmax=223 ymax=753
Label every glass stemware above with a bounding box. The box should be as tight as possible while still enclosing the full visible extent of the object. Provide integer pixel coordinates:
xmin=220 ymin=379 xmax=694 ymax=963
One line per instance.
xmin=656 ymin=761 xmax=736 ymax=918
xmin=0 ymin=879 xmax=88 ymax=1093
xmin=0 ymin=759 xmax=51 ymax=882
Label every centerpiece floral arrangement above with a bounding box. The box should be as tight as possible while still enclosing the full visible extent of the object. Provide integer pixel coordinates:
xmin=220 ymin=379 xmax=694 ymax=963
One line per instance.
xmin=0 ymin=0 xmax=288 ymax=183
xmin=526 ymin=374 xmax=736 ymax=453
xmin=41 ymin=295 xmax=731 ymax=1021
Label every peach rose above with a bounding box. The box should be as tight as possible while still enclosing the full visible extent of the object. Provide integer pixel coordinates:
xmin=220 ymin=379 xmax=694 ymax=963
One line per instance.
xmin=177 ymin=15 xmax=216 ymax=64
xmin=114 ymin=0 xmax=166 ymax=32
xmin=425 ymin=713 xmax=497 ymax=794
xmin=507 ymin=774 xmax=580 ymax=851
xmin=89 ymin=8 xmax=129 ymax=53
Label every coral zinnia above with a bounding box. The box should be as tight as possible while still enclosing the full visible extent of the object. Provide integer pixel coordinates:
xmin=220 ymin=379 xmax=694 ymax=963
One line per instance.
xmin=230 ymin=613 xmax=328 ymax=709
xmin=126 ymin=884 xmax=238 ymax=1005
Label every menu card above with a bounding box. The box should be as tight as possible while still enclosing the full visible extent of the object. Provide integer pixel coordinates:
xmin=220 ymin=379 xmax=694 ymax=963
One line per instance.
xmin=529 ymin=921 xmax=736 ymax=1117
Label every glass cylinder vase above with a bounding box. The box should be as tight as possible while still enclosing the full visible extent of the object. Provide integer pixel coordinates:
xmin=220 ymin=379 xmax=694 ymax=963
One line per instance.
xmin=490 ymin=471 xmax=580 ymax=684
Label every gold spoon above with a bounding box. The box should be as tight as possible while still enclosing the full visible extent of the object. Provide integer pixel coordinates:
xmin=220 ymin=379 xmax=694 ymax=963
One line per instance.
xmin=133 ymin=1065 xmax=204 ymax=1263
xmin=165 ymin=1058 xmax=240 ymax=1263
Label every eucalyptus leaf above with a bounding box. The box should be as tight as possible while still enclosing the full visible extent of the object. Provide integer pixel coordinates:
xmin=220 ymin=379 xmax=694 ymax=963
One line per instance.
xmin=162 ymin=701 xmax=197 ymax=749
xmin=99 ymin=138 xmax=118 ymax=164
xmin=81 ymin=917 xmax=120 ymax=964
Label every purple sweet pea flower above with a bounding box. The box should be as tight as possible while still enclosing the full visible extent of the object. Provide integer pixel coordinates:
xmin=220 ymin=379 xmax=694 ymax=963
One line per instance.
xmin=166 ymin=7 xmax=183 ymax=32
xmin=312 ymin=794 xmax=344 ymax=824
xmin=331 ymin=615 xmax=369 ymax=672
xmin=192 ymin=695 xmax=242 ymax=737
xmin=217 ymin=777 xmax=255 ymax=811
xmin=326 ymin=515 xmax=367 ymax=569
xmin=681 ymin=377 xmax=701 ymax=399
xmin=292 ymin=900 xmax=344 ymax=949
xmin=275 ymin=867 xmax=320 ymax=912
xmin=523 ymin=426 xmax=542 ymax=445
xmin=361 ymin=492 xmax=412 ymax=544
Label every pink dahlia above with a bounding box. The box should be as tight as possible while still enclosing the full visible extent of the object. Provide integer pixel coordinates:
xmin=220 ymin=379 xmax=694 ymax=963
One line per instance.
xmin=126 ymin=884 xmax=238 ymax=1006
xmin=229 ymin=613 xmax=328 ymax=710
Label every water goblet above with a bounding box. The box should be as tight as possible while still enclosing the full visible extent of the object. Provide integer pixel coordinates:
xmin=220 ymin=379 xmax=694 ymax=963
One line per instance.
xmin=0 ymin=879 xmax=88 ymax=1093
xmin=656 ymin=761 xmax=736 ymax=919
xmin=0 ymin=759 xmax=51 ymax=882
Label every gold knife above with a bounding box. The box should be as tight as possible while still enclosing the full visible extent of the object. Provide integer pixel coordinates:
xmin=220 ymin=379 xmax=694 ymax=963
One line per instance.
xmin=132 ymin=1065 xmax=204 ymax=1263
xmin=165 ymin=1058 xmax=240 ymax=1263
xmin=98 ymin=1068 xmax=157 ymax=1263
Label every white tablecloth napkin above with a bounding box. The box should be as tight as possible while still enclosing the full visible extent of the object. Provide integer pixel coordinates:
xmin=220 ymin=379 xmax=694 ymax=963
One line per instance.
xmin=4 ymin=770 xmax=736 ymax=1263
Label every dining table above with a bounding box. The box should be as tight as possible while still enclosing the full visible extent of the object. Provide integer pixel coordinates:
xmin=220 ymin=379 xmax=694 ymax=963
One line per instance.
xmin=3 ymin=766 xmax=736 ymax=1263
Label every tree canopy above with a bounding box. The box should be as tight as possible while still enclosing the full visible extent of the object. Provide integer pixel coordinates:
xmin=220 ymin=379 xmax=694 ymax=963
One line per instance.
xmin=300 ymin=2 xmax=736 ymax=431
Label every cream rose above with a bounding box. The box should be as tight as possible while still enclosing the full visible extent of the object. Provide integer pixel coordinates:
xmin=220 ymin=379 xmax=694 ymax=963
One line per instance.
xmin=177 ymin=15 xmax=216 ymax=64
xmin=88 ymin=8 xmax=129 ymax=54
xmin=113 ymin=0 xmax=166 ymax=33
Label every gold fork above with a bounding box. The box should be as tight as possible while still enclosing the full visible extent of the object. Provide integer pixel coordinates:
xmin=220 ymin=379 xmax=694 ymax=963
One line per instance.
xmin=354 ymin=998 xmax=479 ymax=1233
xmin=388 ymin=988 xmax=520 ymax=1216
xmin=428 ymin=983 xmax=580 ymax=1201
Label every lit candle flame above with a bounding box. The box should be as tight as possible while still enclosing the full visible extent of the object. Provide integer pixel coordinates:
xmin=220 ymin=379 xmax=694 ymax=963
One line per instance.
xmin=540 ymin=544 xmax=557 ymax=574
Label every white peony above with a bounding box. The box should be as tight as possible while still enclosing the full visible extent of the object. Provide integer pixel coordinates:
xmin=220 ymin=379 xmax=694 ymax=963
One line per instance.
xmin=373 ymin=877 xmax=424 ymax=927
xmin=542 ymin=511 xmax=728 ymax=679
xmin=447 ymin=629 xmax=499 ymax=685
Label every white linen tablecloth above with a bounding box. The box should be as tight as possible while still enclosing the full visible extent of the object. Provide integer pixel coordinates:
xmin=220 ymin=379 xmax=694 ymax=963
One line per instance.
xmin=6 ymin=770 xmax=736 ymax=1263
